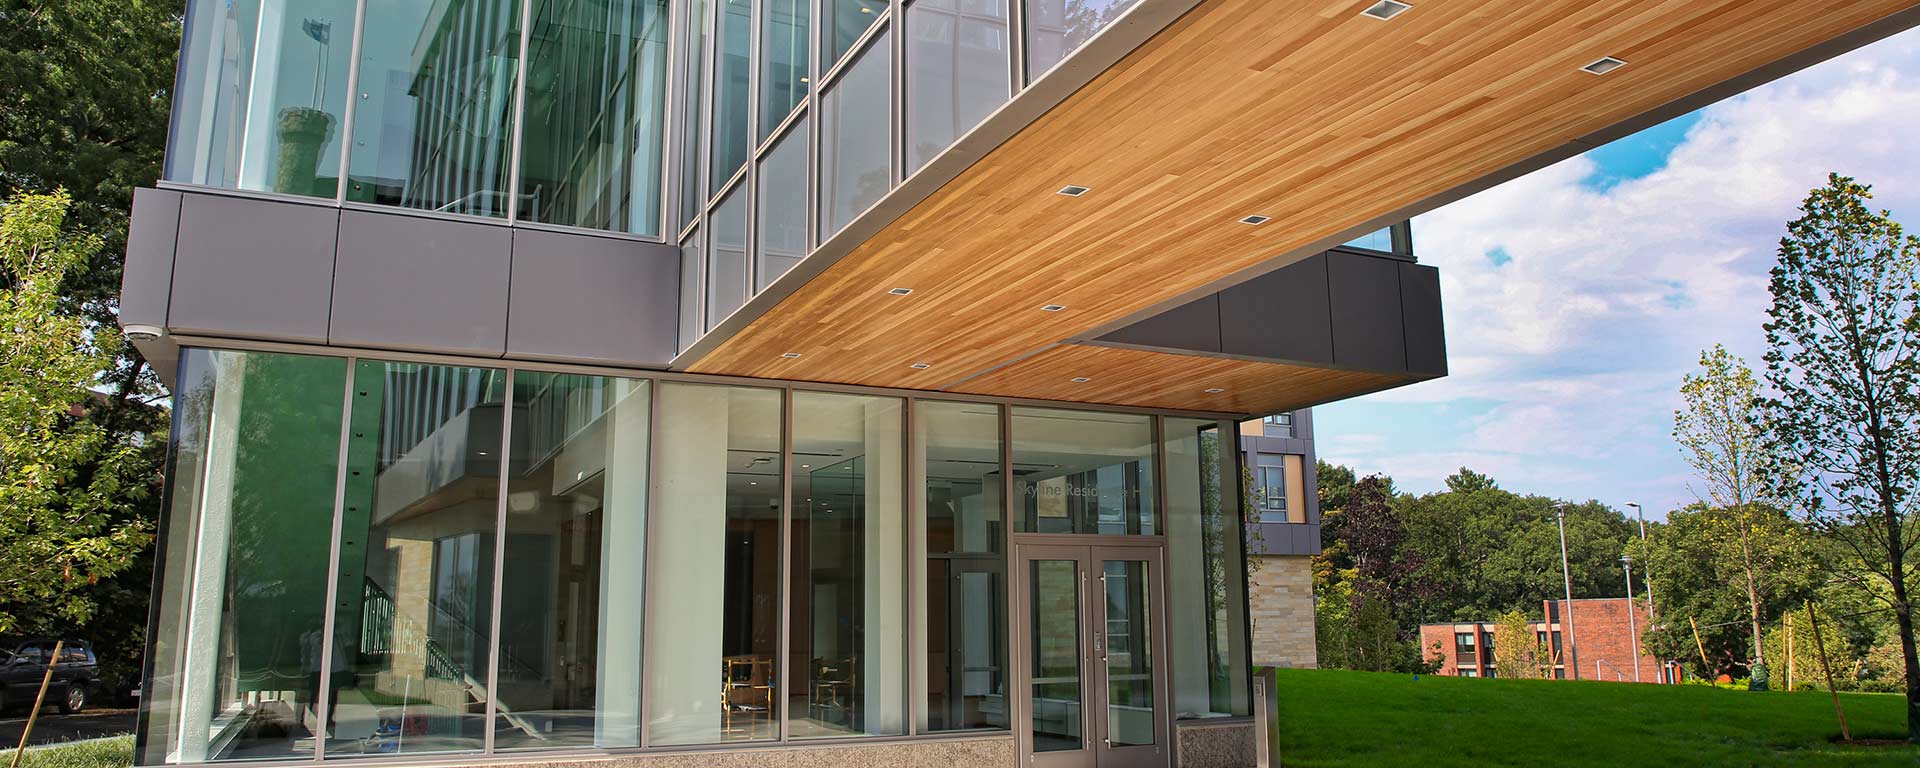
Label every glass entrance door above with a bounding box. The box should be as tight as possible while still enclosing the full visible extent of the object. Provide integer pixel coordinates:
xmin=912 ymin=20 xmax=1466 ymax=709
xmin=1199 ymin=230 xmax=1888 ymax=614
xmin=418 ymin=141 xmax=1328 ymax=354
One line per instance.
xmin=1017 ymin=544 xmax=1168 ymax=768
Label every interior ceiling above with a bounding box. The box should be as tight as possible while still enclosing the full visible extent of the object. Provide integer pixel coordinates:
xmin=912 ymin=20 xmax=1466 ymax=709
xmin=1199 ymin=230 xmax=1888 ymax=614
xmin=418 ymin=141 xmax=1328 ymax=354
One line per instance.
xmin=685 ymin=0 xmax=1919 ymax=414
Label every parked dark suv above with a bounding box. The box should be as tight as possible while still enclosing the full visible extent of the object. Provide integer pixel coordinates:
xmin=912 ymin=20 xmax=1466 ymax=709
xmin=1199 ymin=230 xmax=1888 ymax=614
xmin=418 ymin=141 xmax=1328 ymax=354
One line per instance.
xmin=0 ymin=640 xmax=98 ymax=715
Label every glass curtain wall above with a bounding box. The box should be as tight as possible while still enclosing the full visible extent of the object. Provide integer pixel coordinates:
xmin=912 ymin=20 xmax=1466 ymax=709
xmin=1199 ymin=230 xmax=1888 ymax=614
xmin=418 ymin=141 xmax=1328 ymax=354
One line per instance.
xmin=1025 ymin=0 xmax=1139 ymax=79
xmin=711 ymin=0 xmax=753 ymax=194
xmin=824 ymin=0 xmax=888 ymax=67
xmin=819 ymin=31 xmax=892 ymax=237
xmin=1010 ymin=408 xmax=1155 ymax=535
xmin=644 ymin=383 xmax=783 ymax=745
xmin=676 ymin=0 xmax=711 ymax=227
xmin=494 ymin=373 xmax=652 ymax=749
xmin=904 ymin=0 xmax=1010 ymax=174
xmin=167 ymin=0 xmax=357 ymax=198
xmin=707 ymin=187 xmax=749 ymax=327
xmin=326 ymin=361 xmax=510 ymax=758
xmin=755 ymin=117 xmax=808 ymax=291
xmin=760 ymin=0 xmax=810 ymax=138
xmin=518 ymin=0 xmax=671 ymax=235
xmin=1163 ymin=418 xmax=1249 ymax=719
xmin=138 ymin=350 xmax=347 ymax=764
xmin=786 ymin=393 xmax=906 ymax=738
xmin=914 ymin=402 xmax=1008 ymax=732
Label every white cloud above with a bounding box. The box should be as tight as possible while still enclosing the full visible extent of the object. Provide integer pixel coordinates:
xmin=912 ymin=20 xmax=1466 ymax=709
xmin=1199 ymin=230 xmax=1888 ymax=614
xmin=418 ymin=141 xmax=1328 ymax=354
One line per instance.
xmin=1317 ymin=28 xmax=1920 ymax=514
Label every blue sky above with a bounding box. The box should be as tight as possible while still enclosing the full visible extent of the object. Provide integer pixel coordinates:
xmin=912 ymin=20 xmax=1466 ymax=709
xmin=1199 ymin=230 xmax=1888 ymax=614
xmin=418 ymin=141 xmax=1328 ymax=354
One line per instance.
xmin=1313 ymin=28 xmax=1920 ymax=517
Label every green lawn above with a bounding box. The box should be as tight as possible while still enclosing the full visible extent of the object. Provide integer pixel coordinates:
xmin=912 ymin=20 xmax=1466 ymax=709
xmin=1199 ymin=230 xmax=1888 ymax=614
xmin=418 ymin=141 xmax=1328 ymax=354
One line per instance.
xmin=0 ymin=736 xmax=133 ymax=768
xmin=1271 ymin=669 xmax=1920 ymax=767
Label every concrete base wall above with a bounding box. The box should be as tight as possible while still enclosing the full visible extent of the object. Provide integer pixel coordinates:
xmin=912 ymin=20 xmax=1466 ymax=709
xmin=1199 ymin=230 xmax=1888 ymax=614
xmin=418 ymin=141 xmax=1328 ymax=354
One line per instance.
xmin=1249 ymin=554 xmax=1317 ymax=669
xmin=496 ymin=736 xmax=1014 ymax=768
xmin=1175 ymin=720 xmax=1255 ymax=768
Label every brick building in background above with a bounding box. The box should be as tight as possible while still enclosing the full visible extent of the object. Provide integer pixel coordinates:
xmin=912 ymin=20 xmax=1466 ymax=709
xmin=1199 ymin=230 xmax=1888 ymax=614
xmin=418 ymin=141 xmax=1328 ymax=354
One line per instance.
xmin=1422 ymin=598 xmax=1679 ymax=684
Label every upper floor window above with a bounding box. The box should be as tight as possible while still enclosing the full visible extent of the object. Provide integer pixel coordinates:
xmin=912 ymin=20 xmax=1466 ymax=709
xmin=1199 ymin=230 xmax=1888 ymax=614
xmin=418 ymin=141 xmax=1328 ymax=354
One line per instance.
xmin=1256 ymin=464 xmax=1286 ymax=517
xmin=1253 ymin=452 xmax=1304 ymax=524
xmin=1455 ymin=631 xmax=1477 ymax=663
xmin=1262 ymin=412 xmax=1295 ymax=438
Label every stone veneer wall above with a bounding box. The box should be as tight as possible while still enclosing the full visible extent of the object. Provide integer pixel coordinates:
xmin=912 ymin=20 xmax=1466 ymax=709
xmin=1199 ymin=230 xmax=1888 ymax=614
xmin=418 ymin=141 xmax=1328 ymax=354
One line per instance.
xmin=1248 ymin=554 xmax=1316 ymax=668
xmin=1175 ymin=720 xmax=1255 ymax=768
xmin=457 ymin=735 xmax=1013 ymax=768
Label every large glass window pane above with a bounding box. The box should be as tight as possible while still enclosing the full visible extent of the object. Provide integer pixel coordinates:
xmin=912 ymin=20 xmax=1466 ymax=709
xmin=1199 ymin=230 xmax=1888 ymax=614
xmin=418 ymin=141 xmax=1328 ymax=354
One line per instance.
xmin=915 ymin=401 xmax=1008 ymax=732
xmin=905 ymin=0 xmax=1010 ymax=174
xmin=711 ymin=0 xmax=753 ymax=195
xmin=1344 ymin=226 xmax=1394 ymax=252
xmin=1164 ymin=418 xmax=1249 ymax=719
xmin=519 ymin=0 xmax=670 ymax=235
xmin=140 ymin=350 xmax=346 ymax=764
xmin=493 ymin=373 xmax=652 ymax=749
xmin=645 ymin=383 xmax=783 ymax=745
xmin=1028 ymin=559 xmax=1081 ymax=752
xmin=1101 ymin=558 xmax=1155 ymax=746
xmin=347 ymin=0 xmax=521 ymax=218
xmin=819 ymin=32 xmax=892 ymax=238
xmin=786 ymin=392 xmax=906 ymax=738
xmin=676 ymin=0 xmax=709 ymax=226
xmin=679 ymin=227 xmax=703 ymax=349
xmin=707 ymin=185 xmax=748 ymax=327
xmin=824 ymin=0 xmax=887 ymax=68
xmin=760 ymin=0 xmax=810 ymax=139
xmin=1011 ymin=408 xmax=1155 ymax=535
xmin=1024 ymin=0 xmax=1137 ymax=80
xmin=327 ymin=361 xmax=509 ymax=758
xmin=755 ymin=116 xmax=808 ymax=291
xmin=167 ymin=0 xmax=356 ymax=197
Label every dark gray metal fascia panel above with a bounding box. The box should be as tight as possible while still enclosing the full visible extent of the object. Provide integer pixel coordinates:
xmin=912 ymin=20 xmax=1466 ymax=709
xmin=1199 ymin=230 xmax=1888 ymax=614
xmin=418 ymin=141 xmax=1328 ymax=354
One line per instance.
xmin=1327 ymin=254 xmax=1406 ymax=372
xmin=507 ymin=229 xmax=679 ymax=367
xmin=1219 ymin=254 xmax=1335 ymax=365
xmin=168 ymin=193 xmax=338 ymax=343
xmin=1251 ymin=522 xmax=1322 ymax=556
xmin=1096 ymin=294 xmax=1221 ymax=352
xmin=331 ymin=210 xmax=511 ymax=356
xmin=1400 ymin=263 xmax=1447 ymax=377
xmin=121 ymin=187 xmax=181 ymax=330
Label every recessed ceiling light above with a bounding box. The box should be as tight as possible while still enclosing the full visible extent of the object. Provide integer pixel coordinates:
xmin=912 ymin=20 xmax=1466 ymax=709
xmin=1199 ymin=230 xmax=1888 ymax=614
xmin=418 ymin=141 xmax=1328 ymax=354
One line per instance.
xmin=1041 ymin=304 xmax=1067 ymax=312
xmin=888 ymin=287 xmax=913 ymax=295
xmin=1057 ymin=185 xmax=1090 ymax=197
xmin=1240 ymin=215 xmax=1271 ymax=225
xmin=1205 ymin=388 xmax=1226 ymax=393
xmin=1360 ymin=0 xmax=1412 ymax=21
xmin=910 ymin=363 xmax=931 ymax=369
xmin=781 ymin=352 xmax=802 ymax=358
xmin=1581 ymin=56 xmax=1627 ymax=75
xmin=1070 ymin=377 xmax=1092 ymax=383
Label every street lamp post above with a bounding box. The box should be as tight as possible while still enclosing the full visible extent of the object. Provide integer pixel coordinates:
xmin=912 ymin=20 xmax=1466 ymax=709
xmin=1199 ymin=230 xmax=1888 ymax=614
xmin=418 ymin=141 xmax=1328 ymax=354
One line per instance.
xmin=1626 ymin=502 xmax=1658 ymax=618
xmin=1556 ymin=503 xmax=1580 ymax=680
xmin=1623 ymin=555 xmax=1642 ymax=683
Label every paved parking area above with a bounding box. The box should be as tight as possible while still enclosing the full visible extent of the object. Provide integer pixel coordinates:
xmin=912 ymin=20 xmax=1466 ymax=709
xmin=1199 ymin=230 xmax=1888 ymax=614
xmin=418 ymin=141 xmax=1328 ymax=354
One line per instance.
xmin=0 ymin=709 xmax=136 ymax=748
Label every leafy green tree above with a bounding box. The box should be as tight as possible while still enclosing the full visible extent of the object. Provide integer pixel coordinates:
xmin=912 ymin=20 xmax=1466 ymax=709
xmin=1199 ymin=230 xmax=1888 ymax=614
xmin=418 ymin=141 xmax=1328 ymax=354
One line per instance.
xmin=1759 ymin=174 xmax=1920 ymax=741
xmin=1674 ymin=344 xmax=1794 ymax=684
xmin=1763 ymin=604 xmax=1854 ymax=692
xmin=1633 ymin=504 xmax=1821 ymax=679
xmin=1491 ymin=609 xmax=1549 ymax=679
xmin=0 ymin=191 xmax=154 ymax=633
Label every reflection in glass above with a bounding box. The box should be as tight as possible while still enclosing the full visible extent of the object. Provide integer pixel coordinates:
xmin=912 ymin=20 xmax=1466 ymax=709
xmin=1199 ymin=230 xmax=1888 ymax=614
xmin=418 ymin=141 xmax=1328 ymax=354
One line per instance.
xmin=1102 ymin=560 xmax=1154 ymax=746
xmin=708 ymin=185 xmax=748 ymax=327
xmin=328 ymin=361 xmax=510 ymax=757
xmin=905 ymin=0 xmax=1011 ymax=174
xmin=915 ymin=401 xmax=1008 ymax=732
xmin=820 ymin=32 xmax=893 ymax=237
xmin=140 ymin=350 xmax=346 ymax=763
xmin=711 ymin=0 xmax=753 ymax=195
xmin=677 ymin=0 xmax=710 ymax=225
xmin=1011 ymin=408 xmax=1155 ymax=535
xmin=1025 ymin=0 xmax=1138 ymax=80
xmin=645 ymin=383 xmax=783 ymax=745
xmin=1344 ymin=227 xmax=1394 ymax=252
xmin=1029 ymin=560 xmax=1082 ymax=752
xmin=787 ymin=392 xmax=906 ymax=738
xmin=519 ymin=0 xmax=670 ymax=235
xmin=494 ymin=374 xmax=652 ymax=749
xmin=761 ymin=0 xmax=810 ymax=139
xmin=346 ymin=0 xmax=520 ymax=218
xmin=824 ymin=0 xmax=888 ymax=68
xmin=168 ymin=0 xmax=355 ymax=197
xmin=755 ymin=117 xmax=809 ymax=291
xmin=1164 ymin=419 xmax=1249 ymax=718
xmin=679 ymin=228 xmax=704 ymax=349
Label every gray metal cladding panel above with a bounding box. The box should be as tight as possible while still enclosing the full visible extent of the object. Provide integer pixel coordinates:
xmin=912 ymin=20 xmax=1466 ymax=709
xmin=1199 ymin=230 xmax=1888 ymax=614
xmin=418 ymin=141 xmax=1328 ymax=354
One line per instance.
xmin=330 ymin=210 xmax=511 ymax=355
xmin=1218 ymin=254 xmax=1335 ymax=365
xmin=1400 ymin=262 xmax=1448 ymax=376
xmin=507 ymin=229 xmax=680 ymax=367
xmin=168 ymin=194 xmax=338 ymax=343
xmin=1097 ymin=294 xmax=1222 ymax=352
xmin=121 ymin=187 xmax=181 ymax=329
xmin=1327 ymin=253 xmax=1406 ymax=372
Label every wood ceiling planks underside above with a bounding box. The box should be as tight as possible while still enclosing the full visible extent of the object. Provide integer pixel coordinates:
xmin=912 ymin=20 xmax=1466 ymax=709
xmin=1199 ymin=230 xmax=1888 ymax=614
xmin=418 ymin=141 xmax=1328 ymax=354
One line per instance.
xmin=950 ymin=344 xmax=1421 ymax=415
xmin=687 ymin=0 xmax=1917 ymax=411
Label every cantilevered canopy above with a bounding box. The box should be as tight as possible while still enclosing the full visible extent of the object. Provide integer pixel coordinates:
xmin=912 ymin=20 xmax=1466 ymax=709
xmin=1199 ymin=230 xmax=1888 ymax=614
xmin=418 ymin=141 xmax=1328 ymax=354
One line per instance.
xmin=681 ymin=0 xmax=1920 ymax=414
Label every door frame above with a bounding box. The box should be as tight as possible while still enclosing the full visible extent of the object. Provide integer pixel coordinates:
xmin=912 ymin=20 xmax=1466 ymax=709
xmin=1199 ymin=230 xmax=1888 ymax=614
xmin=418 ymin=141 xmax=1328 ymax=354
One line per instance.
xmin=1011 ymin=538 xmax=1172 ymax=768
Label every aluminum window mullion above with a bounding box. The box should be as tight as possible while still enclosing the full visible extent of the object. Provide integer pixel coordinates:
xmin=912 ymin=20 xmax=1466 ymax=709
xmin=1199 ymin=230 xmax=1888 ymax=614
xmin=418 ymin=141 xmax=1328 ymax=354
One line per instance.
xmin=1007 ymin=0 xmax=1027 ymax=91
xmin=746 ymin=0 xmax=764 ymax=294
xmin=889 ymin=0 xmax=903 ymax=185
xmin=807 ymin=0 xmax=823 ymax=252
xmin=481 ymin=366 xmax=516 ymax=754
xmin=334 ymin=0 xmax=371 ymax=205
xmin=637 ymin=376 xmax=668 ymax=748
xmin=312 ymin=356 xmax=360 ymax=761
xmin=901 ymin=396 xmax=918 ymax=736
xmin=776 ymin=385 xmax=795 ymax=742
xmin=506 ymin=0 xmax=535 ymax=224
xmin=998 ymin=402 xmax=1018 ymax=743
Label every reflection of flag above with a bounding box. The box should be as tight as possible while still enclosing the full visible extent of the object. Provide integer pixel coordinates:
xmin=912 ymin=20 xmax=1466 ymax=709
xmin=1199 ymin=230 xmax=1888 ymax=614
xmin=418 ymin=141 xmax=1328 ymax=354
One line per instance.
xmin=303 ymin=18 xmax=331 ymax=44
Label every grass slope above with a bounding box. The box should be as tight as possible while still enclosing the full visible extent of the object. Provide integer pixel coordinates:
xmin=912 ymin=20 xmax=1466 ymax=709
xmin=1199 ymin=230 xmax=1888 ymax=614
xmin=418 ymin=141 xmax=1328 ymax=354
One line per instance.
xmin=0 ymin=736 xmax=133 ymax=768
xmin=1272 ymin=669 xmax=1920 ymax=767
